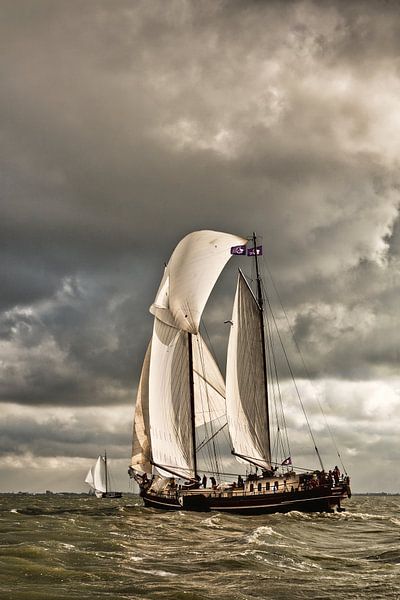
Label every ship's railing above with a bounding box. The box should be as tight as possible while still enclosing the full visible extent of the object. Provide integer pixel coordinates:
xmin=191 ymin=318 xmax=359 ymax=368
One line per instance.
xmin=148 ymin=474 xmax=349 ymax=499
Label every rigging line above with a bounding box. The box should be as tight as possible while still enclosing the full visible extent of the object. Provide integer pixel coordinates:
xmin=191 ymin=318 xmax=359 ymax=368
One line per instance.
xmin=194 ymin=330 xmax=223 ymax=474
xmin=196 ymin=422 xmax=228 ymax=452
xmin=201 ymin=320 xmax=226 ymax=383
xmin=265 ymin=306 xmax=291 ymax=460
xmin=261 ymin=281 xmax=325 ymax=472
xmin=200 ymin=319 xmax=232 ymax=458
xmin=202 ymin=339 xmax=223 ymax=474
xmin=193 ymin=368 xmax=226 ymax=399
xmin=264 ymin=312 xmax=282 ymax=464
xmin=262 ymin=262 xmax=348 ymax=476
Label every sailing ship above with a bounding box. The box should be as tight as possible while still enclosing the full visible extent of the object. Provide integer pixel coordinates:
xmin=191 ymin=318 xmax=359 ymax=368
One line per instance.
xmin=85 ymin=452 xmax=122 ymax=498
xmin=129 ymin=230 xmax=351 ymax=514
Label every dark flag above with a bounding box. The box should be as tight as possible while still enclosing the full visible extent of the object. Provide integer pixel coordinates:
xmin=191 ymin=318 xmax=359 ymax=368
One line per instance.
xmin=281 ymin=457 xmax=292 ymax=466
xmin=247 ymin=246 xmax=263 ymax=256
xmin=230 ymin=244 xmax=247 ymax=255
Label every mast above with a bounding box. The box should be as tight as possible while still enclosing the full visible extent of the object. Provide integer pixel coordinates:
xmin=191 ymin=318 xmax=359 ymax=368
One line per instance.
xmin=188 ymin=332 xmax=198 ymax=479
xmin=252 ymin=232 xmax=271 ymax=464
xmin=104 ymin=450 xmax=108 ymax=494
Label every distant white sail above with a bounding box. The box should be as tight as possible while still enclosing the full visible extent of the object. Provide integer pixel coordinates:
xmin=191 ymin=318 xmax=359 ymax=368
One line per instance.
xmin=84 ymin=466 xmax=94 ymax=488
xmin=226 ymin=271 xmax=271 ymax=470
xmin=150 ymin=230 xmax=247 ymax=334
xmin=131 ymin=342 xmax=152 ymax=473
xmin=93 ymin=456 xmax=107 ymax=494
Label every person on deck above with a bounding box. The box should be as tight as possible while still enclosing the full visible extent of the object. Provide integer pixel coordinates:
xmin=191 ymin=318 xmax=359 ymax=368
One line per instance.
xmin=328 ymin=471 xmax=334 ymax=487
xmin=333 ymin=466 xmax=340 ymax=485
xmin=202 ymin=474 xmax=207 ymax=489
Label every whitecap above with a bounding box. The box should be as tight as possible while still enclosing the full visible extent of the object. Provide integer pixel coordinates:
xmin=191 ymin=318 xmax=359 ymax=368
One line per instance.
xmin=246 ymin=525 xmax=283 ymax=544
xmin=337 ymin=511 xmax=388 ymax=521
xmin=141 ymin=569 xmax=176 ymax=577
xmin=201 ymin=516 xmax=222 ymax=528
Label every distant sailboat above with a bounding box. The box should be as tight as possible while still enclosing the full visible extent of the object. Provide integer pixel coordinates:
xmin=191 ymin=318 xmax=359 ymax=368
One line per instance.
xmin=129 ymin=230 xmax=351 ymax=514
xmin=85 ymin=452 xmax=122 ymax=498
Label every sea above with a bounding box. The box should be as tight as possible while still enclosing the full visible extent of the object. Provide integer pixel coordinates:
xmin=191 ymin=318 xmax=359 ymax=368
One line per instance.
xmin=0 ymin=494 xmax=399 ymax=600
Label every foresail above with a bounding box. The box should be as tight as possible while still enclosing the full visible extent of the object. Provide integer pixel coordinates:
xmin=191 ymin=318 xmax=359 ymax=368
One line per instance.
xmin=131 ymin=341 xmax=152 ymax=473
xmin=149 ymin=317 xmax=194 ymax=479
xmin=150 ymin=230 xmax=247 ymax=334
xmin=226 ymin=272 xmax=271 ymax=470
xmin=84 ymin=466 xmax=94 ymax=487
xmin=192 ymin=333 xmax=226 ymax=427
xmin=93 ymin=456 xmax=107 ymax=493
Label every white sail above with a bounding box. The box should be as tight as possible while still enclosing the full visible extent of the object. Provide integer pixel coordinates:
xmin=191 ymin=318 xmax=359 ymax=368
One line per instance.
xmin=148 ymin=319 xmax=227 ymax=480
xmin=149 ymin=317 xmax=194 ymax=479
xmin=150 ymin=230 xmax=247 ymax=334
xmin=131 ymin=341 xmax=152 ymax=473
xmin=92 ymin=456 xmax=107 ymax=494
xmin=192 ymin=333 xmax=226 ymax=426
xmin=84 ymin=466 xmax=94 ymax=487
xmin=226 ymin=271 xmax=271 ymax=470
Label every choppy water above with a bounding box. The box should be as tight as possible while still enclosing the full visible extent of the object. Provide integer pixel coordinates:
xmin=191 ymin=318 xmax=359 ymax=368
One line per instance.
xmin=0 ymin=494 xmax=399 ymax=599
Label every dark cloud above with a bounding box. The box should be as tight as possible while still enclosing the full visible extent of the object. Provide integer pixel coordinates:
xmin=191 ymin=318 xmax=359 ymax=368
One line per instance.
xmin=0 ymin=0 xmax=399 ymax=491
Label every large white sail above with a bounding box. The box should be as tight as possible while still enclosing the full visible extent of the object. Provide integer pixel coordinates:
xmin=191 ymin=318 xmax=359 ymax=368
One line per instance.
xmin=150 ymin=230 xmax=247 ymax=334
xmin=226 ymin=271 xmax=271 ymax=470
xmin=149 ymin=317 xmax=194 ymax=479
xmin=148 ymin=319 xmax=227 ymax=479
xmin=131 ymin=342 xmax=152 ymax=473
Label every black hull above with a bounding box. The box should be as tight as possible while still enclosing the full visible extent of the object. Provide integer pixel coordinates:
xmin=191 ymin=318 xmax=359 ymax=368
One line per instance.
xmin=141 ymin=485 xmax=350 ymax=515
xmin=101 ymin=491 xmax=122 ymax=498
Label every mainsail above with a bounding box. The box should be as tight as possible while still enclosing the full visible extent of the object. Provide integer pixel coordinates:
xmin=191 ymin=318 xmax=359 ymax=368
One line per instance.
xmin=149 ymin=317 xmax=193 ymax=478
xmin=225 ymin=270 xmax=272 ymax=470
xmin=133 ymin=230 xmax=247 ymax=479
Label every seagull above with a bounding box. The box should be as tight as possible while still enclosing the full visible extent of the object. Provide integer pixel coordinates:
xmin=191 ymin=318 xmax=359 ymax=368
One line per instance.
xmin=224 ymin=320 xmax=233 ymax=325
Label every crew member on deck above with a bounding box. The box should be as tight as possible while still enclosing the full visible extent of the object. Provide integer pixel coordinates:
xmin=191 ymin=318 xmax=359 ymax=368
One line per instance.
xmin=333 ymin=466 xmax=340 ymax=485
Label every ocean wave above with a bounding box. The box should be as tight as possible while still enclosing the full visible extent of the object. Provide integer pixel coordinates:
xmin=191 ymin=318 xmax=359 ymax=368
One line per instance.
xmin=246 ymin=525 xmax=283 ymax=544
xmin=201 ymin=516 xmax=223 ymax=528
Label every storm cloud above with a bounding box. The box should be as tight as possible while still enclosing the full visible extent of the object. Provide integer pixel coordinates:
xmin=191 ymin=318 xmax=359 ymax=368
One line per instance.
xmin=0 ymin=0 xmax=399 ymax=493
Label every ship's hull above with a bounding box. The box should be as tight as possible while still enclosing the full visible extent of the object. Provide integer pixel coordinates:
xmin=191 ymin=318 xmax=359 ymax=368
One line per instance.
xmin=100 ymin=491 xmax=123 ymax=498
xmin=141 ymin=483 xmax=350 ymax=515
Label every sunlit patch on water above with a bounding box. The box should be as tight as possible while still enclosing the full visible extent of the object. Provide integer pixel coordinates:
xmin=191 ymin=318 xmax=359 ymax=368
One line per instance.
xmin=141 ymin=568 xmax=177 ymax=577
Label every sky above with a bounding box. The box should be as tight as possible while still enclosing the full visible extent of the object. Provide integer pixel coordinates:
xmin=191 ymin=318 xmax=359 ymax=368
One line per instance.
xmin=0 ymin=0 xmax=399 ymax=494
